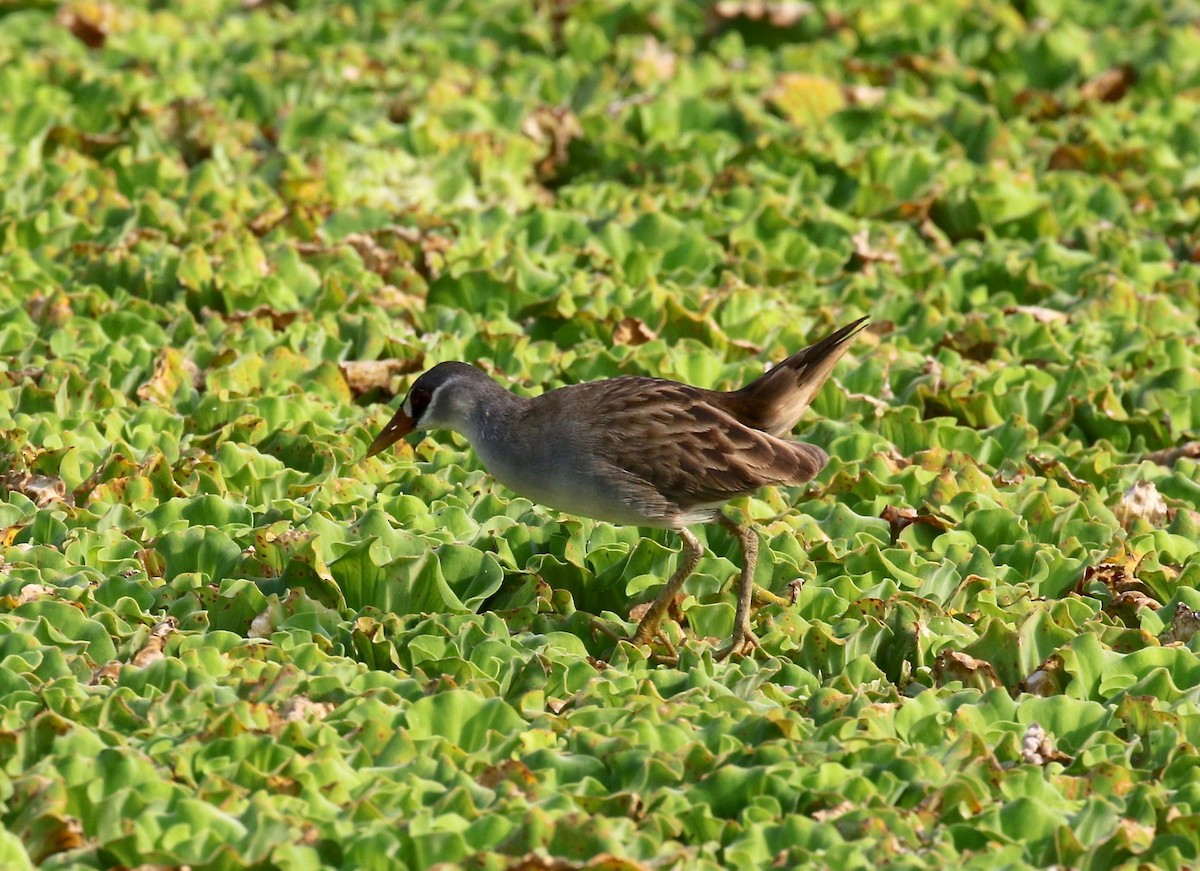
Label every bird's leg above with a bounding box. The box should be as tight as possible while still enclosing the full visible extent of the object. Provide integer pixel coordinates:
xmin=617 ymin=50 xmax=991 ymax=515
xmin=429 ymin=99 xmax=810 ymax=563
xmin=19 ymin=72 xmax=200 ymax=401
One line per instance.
xmin=630 ymin=528 xmax=703 ymax=648
xmin=715 ymin=516 xmax=761 ymax=661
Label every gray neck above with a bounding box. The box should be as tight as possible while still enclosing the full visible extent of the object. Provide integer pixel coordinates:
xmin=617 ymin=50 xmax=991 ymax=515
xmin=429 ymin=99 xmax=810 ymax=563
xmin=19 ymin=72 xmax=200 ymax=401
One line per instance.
xmin=460 ymin=384 xmax=528 ymax=446
xmin=451 ymin=384 xmax=544 ymax=492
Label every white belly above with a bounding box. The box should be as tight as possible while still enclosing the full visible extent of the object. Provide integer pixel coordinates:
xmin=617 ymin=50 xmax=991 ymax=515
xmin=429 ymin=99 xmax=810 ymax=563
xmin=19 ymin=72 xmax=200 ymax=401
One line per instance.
xmin=473 ymin=439 xmax=680 ymax=528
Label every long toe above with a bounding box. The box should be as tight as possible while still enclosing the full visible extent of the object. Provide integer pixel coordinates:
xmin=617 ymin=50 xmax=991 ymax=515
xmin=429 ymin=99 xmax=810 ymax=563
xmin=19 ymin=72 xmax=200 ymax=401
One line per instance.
xmin=715 ymin=623 xmax=761 ymax=662
xmin=617 ymin=616 xmax=680 ymax=666
xmin=630 ymin=613 xmax=662 ymax=647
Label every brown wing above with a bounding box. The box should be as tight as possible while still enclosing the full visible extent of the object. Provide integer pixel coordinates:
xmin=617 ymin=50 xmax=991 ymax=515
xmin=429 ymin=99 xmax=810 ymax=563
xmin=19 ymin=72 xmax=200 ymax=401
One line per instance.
xmin=578 ymin=378 xmax=828 ymax=509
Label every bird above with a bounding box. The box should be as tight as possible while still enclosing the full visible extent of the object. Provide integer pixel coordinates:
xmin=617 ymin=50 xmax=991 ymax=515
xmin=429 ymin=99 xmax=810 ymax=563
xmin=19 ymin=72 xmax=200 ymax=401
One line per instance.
xmin=366 ymin=316 xmax=868 ymax=660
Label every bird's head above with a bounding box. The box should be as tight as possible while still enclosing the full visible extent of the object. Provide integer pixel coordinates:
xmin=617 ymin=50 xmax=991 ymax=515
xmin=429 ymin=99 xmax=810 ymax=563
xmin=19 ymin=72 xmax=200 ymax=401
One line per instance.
xmin=365 ymin=362 xmax=495 ymax=457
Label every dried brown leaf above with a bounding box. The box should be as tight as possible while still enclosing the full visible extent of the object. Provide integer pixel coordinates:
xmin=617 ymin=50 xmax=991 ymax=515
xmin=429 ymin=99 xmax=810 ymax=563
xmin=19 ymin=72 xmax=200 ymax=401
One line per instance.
xmin=205 ymin=305 xmax=306 ymax=331
xmin=728 ymin=337 xmax=764 ymax=355
xmin=342 ymin=232 xmax=397 ymax=276
xmin=605 ymin=92 xmax=656 ymax=119
xmin=25 ymin=291 xmax=73 ymax=325
xmin=1048 ymin=144 xmax=1086 ymax=172
xmin=279 ymin=696 xmax=335 ymax=722
xmin=612 ymin=316 xmax=657 ymax=346
xmin=137 ymin=348 xmax=202 ymax=403
xmin=1143 ymin=441 xmax=1200 ymax=468
xmin=627 ymin=602 xmax=654 ymax=622
xmin=1 ymin=471 xmax=70 ymax=508
xmin=1076 ymin=548 xmax=1155 ymax=599
xmin=632 ymin=38 xmax=677 ymax=85
xmin=880 ymin=505 xmax=949 ymax=545
xmin=27 ymin=812 xmax=85 ymax=863
xmin=15 ymin=584 xmax=55 ymax=605
xmin=131 ymin=617 xmax=178 ymax=668
xmin=477 ymin=759 xmax=538 ymax=792
xmin=1014 ymin=88 xmax=1065 ymax=121
xmin=878 ymin=446 xmax=911 ymax=473
xmin=711 ymin=0 xmax=814 ymax=27
xmin=1105 ymin=590 xmax=1162 ymax=625
xmin=339 ymin=358 xmax=423 ymax=396
xmin=503 ymin=853 xmax=651 ymax=871
xmin=1003 ymin=304 xmax=1068 ymax=323
xmin=57 ymin=2 xmax=115 ymax=49
xmin=89 ymin=662 xmax=121 ymax=686
xmin=1026 ymin=454 xmax=1089 ymax=490
xmin=1080 ymin=64 xmax=1135 ymax=104
xmin=934 ymin=650 xmax=1001 ymax=689
xmin=1160 ymin=605 xmax=1200 ymax=645
xmin=522 ymin=106 xmax=583 ymax=182
xmin=850 ymin=229 xmax=901 ymax=273
xmin=844 ymin=84 xmax=887 ymax=106
xmin=810 ymin=801 xmax=855 ymax=822
xmin=138 ymin=548 xmax=166 ymax=579
xmin=1114 ymin=480 xmax=1168 ymax=529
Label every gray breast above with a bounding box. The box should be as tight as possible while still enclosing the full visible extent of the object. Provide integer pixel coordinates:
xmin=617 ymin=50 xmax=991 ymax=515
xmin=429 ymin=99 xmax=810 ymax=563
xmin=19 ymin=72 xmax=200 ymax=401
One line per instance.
xmin=467 ymin=401 xmax=690 ymax=528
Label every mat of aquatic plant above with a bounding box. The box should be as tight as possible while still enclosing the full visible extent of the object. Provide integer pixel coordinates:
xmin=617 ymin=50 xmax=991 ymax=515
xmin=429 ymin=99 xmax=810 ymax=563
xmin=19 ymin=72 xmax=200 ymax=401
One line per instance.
xmin=2 ymin=1 xmax=1200 ymax=868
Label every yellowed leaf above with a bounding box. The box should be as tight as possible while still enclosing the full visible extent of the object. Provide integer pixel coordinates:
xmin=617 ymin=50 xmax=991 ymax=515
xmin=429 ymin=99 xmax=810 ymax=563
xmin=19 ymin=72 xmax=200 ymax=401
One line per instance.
xmin=137 ymin=348 xmax=201 ymax=404
xmin=768 ymin=73 xmax=846 ymax=126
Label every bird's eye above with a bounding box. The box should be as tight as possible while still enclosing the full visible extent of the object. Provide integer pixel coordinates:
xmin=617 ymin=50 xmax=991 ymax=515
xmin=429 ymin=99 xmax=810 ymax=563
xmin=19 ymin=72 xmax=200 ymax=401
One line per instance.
xmin=408 ymin=386 xmax=433 ymax=419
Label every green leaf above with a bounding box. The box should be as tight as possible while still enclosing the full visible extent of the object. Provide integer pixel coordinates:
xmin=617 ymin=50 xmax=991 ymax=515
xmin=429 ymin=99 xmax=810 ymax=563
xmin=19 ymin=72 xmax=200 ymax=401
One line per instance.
xmin=404 ymin=690 xmax=525 ymax=754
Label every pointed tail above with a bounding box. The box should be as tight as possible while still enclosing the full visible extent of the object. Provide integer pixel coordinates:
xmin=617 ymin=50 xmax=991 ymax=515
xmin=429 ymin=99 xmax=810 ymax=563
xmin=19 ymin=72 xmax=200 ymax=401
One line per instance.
xmin=728 ymin=316 xmax=869 ymax=437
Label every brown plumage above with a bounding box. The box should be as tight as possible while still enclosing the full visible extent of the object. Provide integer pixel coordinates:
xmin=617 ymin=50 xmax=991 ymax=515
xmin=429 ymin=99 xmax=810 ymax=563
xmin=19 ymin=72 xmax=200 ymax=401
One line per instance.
xmin=366 ymin=316 xmax=869 ymax=660
xmin=568 ymin=379 xmax=828 ymax=510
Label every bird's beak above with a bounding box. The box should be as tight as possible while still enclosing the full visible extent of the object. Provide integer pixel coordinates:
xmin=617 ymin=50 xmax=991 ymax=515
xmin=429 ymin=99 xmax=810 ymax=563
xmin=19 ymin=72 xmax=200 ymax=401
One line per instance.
xmin=366 ymin=408 xmax=414 ymax=457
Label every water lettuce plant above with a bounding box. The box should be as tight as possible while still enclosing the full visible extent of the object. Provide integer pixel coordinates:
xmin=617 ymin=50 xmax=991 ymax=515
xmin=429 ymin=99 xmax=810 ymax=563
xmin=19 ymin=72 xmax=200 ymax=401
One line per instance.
xmin=2 ymin=0 xmax=1200 ymax=868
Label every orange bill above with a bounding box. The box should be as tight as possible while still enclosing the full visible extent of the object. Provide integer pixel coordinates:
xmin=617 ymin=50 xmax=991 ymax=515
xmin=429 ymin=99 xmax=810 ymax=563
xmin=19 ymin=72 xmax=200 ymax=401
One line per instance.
xmin=366 ymin=408 xmax=414 ymax=457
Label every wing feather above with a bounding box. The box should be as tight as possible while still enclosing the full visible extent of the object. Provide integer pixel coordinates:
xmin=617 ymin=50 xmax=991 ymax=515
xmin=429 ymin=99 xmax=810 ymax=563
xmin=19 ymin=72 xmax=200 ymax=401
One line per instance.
xmin=574 ymin=378 xmax=828 ymax=508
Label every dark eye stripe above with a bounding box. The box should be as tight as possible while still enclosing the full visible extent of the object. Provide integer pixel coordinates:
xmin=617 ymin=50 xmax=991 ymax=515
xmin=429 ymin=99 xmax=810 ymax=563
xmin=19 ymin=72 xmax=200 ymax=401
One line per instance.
xmin=409 ymin=387 xmax=432 ymax=419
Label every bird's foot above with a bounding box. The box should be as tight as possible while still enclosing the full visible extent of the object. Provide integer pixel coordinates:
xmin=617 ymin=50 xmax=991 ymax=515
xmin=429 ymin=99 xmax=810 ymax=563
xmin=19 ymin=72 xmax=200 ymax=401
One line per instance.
xmin=599 ymin=614 xmax=681 ymax=666
xmin=648 ymin=632 xmax=679 ymax=667
xmin=714 ymin=623 xmax=761 ymax=662
xmin=629 ymin=622 xmax=681 ymax=665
